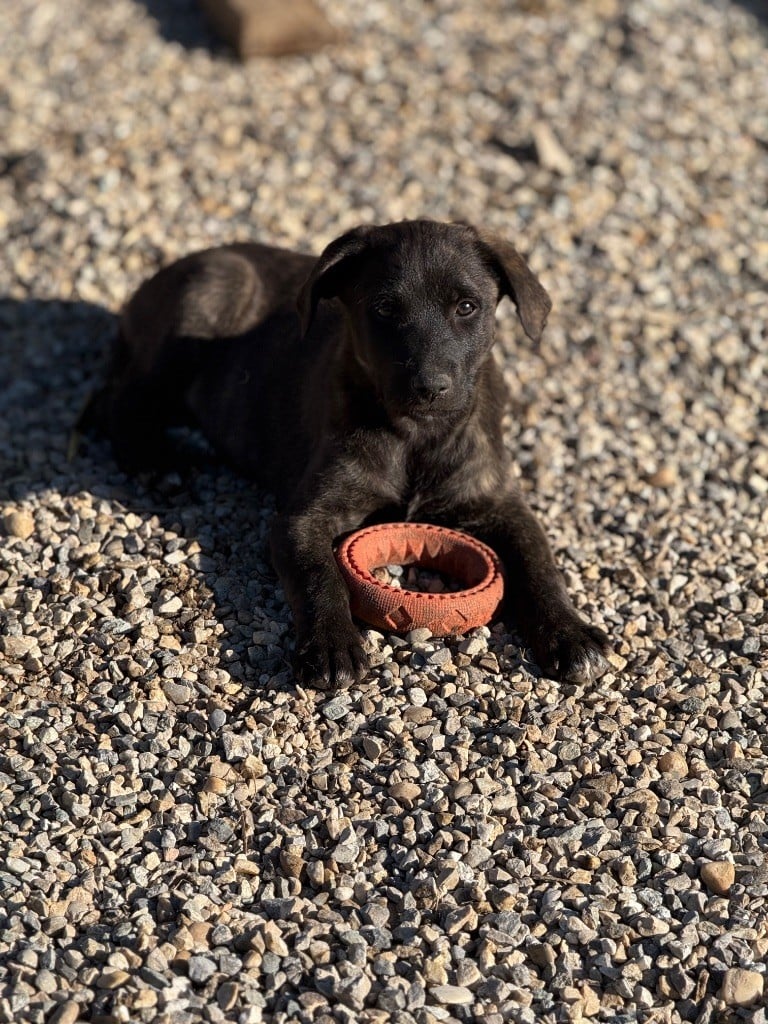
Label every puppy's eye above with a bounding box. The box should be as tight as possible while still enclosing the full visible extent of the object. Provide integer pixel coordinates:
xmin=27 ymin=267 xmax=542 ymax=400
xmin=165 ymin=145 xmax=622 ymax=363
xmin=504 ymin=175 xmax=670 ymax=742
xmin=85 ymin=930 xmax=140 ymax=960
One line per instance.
xmin=456 ymin=300 xmax=477 ymax=317
xmin=372 ymin=299 xmax=395 ymax=320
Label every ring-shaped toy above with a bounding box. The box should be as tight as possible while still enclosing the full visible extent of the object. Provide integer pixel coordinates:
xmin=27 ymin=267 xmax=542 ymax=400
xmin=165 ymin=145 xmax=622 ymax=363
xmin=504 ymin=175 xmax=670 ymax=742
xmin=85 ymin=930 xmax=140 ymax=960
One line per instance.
xmin=335 ymin=522 xmax=504 ymax=635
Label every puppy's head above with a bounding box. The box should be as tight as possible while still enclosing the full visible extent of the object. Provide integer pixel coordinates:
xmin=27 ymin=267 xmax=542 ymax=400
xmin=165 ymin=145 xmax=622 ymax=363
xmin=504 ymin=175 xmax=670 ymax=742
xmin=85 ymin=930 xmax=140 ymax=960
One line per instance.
xmin=298 ymin=220 xmax=551 ymax=421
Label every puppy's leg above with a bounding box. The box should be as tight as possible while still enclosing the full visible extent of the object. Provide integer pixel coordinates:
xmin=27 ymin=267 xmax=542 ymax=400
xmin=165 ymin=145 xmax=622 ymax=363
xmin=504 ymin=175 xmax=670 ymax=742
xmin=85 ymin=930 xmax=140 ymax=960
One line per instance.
xmin=106 ymin=363 xmax=192 ymax=473
xmin=270 ymin=510 xmax=369 ymax=691
xmin=450 ymin=493 xmax=609 ymax=683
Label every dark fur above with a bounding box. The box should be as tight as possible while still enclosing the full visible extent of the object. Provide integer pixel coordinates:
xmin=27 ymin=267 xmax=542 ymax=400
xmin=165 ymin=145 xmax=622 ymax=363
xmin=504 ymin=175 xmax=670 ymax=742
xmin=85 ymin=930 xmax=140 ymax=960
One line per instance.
xmin=93 ymin=219 xmax=609 ymax=689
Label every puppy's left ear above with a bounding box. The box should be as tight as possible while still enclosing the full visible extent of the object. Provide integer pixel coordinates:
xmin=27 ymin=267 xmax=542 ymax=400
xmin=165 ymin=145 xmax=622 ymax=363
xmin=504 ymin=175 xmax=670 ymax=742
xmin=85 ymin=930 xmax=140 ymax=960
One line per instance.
xmin=297 ymin=225 xmax=374 ymax=334
xmin=475 ymin=231 xmax=552 ymax=343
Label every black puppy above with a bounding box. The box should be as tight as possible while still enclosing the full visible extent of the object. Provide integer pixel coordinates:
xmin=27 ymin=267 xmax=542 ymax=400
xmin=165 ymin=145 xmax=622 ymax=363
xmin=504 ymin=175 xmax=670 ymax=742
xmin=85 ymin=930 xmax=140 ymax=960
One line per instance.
xmin=96 ymin=219 xmax=609 ymax=689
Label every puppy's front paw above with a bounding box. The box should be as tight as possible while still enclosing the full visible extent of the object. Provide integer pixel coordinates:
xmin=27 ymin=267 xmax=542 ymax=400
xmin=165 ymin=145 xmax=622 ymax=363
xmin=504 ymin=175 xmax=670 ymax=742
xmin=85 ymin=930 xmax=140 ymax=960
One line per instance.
xmin=295 ymin=623 xmax=369 ymax=692
xmin=535 ymin=617 xmax=610 ymax=684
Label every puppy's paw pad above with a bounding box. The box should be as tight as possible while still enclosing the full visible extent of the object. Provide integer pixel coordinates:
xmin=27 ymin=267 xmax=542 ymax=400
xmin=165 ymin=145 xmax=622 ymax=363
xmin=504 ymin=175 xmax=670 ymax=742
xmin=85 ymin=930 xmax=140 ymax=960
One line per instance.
xmin=295 ymin=632 xmax=368 ymax=692
xmin=559 ymin=639 xmax=610 ymax=684
xmin=539 ymin=622 xmax=611 ymax=685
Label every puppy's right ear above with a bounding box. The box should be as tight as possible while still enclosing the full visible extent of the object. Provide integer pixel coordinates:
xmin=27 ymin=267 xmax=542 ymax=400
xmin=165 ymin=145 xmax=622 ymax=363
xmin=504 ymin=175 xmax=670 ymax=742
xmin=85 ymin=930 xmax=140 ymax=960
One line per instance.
xmin=297 ymin=226 xmax=374 ymax=334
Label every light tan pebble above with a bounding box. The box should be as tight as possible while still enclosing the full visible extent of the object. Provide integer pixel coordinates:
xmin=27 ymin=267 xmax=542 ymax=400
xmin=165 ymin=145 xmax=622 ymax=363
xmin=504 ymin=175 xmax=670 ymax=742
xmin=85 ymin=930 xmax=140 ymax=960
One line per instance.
xmin=388 ymin=781 xmax=421 ymax=805
xmin=615 ymin=858 xmax=637 ymax=886
xmin=263 ymin=921 xmax=289 ymax=957
xmin=719 ymin=968 xmax=764 ymax=1006
xmin=647 ymin=465 xmax=677 ymax=487
xmin=423 ymin=959 xmax=449 ymax=985
xmin=658 ymin=751 xmax=689 ymax=777
xmin=452 ymin=780 xmax=473 ymax=799
xmin=202 ymin=776 xmax=228 ymax=794
xmin=47 ymin=1003 xmax=82 ymax=1024
xmin=429 ymin=984 xmax=474 ymax=1006
xmin=443 ymin=905 xmax=478 ymax=935
xmin=132 ymin=990 xmax=157 ymax=1010
xmin=436 ymin=865 xmax=460 ymax=892
xmin=326 ymin=816 xmax=351 ymax=840
xmin=234 ymin=856 xmax=260 ymax=876
xmin=476 ymin=939 xmax=497 ymax=970
xmin=700 ymin=860 xmax=735 ymax=896
xmin=581 ymin=985 xmax=601 ymax=1016
xmin=455 ymin=960 xmax=482 ymax=987
xmin=242 ymin=950 xmax=262 ymax=972
xmin=2 ymin=509 xmax=35 ymax=538
xmin=156 ymin=595 xmax=183 ymax=615
xmin=0 ymin=636 xmax=37 ymax=659
xmin=531 ymin=121 xmax=575 ymax=175
xmin=188 ymin=921 xmax=211 ymax=947
xmin=725 ymin=740 xmax=743 ymax=760
xmin=96 ymin=969 xmax=131 ymax=989
xmin=635 ymin=915 xmax=670 ymax=937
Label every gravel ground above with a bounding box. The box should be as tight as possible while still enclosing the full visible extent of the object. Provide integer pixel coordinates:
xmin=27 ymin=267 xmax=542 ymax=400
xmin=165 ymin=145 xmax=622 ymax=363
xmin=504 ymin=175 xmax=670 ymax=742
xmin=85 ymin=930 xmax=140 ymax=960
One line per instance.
xmin=1 ymin=1 xmax=767 ymax=1022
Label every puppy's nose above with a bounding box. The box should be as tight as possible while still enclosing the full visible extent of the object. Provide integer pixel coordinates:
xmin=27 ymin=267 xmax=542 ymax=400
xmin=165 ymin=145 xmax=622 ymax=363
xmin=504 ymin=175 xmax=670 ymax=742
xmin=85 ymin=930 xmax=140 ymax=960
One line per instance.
xmin=415 ymin=374 xmax=452 ymax=402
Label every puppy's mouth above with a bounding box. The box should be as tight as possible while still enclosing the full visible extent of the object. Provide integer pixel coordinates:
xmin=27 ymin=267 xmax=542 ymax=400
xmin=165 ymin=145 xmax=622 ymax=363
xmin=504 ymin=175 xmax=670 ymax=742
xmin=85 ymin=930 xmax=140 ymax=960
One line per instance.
xmin=395 ymin=395 xmax=463 ymax=421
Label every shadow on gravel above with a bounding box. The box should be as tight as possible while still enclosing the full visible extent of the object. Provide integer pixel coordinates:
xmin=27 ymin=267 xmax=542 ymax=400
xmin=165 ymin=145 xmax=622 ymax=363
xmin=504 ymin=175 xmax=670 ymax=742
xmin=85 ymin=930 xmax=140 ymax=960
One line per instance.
xmin=0 ymin=297 xmax=114 ymax=502
xmin=130 ymin=0 xmax=222 ymax=51
xmin=0 ymin=296 xmax=294 ymax=696
xmin=732 ymin=0 xmax=768 ymax=27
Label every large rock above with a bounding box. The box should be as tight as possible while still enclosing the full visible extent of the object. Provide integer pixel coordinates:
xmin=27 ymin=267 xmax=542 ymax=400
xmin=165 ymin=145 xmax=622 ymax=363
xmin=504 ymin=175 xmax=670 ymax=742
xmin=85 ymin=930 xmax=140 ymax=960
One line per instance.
xmin=199 ymin=0 xmax=340 ymax=59
xmin=2 ymin=509 xmax=35 ymax=539
xmin=700 ymin=860 xmax=735 ymax=896
xmin=719 ymin=968 xmax=764 ymax=1007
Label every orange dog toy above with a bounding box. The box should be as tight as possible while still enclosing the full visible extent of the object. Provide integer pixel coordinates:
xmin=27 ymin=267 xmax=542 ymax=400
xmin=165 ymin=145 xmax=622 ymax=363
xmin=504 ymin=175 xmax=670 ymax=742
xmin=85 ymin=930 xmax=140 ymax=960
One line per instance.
xmin=335 ymin=522 xmax=504 ymax=635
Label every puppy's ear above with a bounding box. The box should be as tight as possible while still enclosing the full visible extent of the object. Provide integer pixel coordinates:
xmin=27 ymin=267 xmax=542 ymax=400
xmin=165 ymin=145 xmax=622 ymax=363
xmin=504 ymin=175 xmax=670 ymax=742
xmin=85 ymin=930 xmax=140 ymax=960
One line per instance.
xmin=297 ymin=225 xmax=374 ymax=334
xmin=475 ymin=231 xmax=552 ymax=342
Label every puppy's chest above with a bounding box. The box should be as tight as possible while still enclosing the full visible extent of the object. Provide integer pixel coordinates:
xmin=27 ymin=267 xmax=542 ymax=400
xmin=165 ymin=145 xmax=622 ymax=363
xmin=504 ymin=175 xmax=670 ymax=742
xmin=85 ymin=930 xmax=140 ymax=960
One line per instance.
xmin=361 ymin=420 xmax=499 ymax=520
xmin=391 ymin=449 xmax=470 ymax=520
xmin=400 ymin=429 xmax=503 ymax=516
